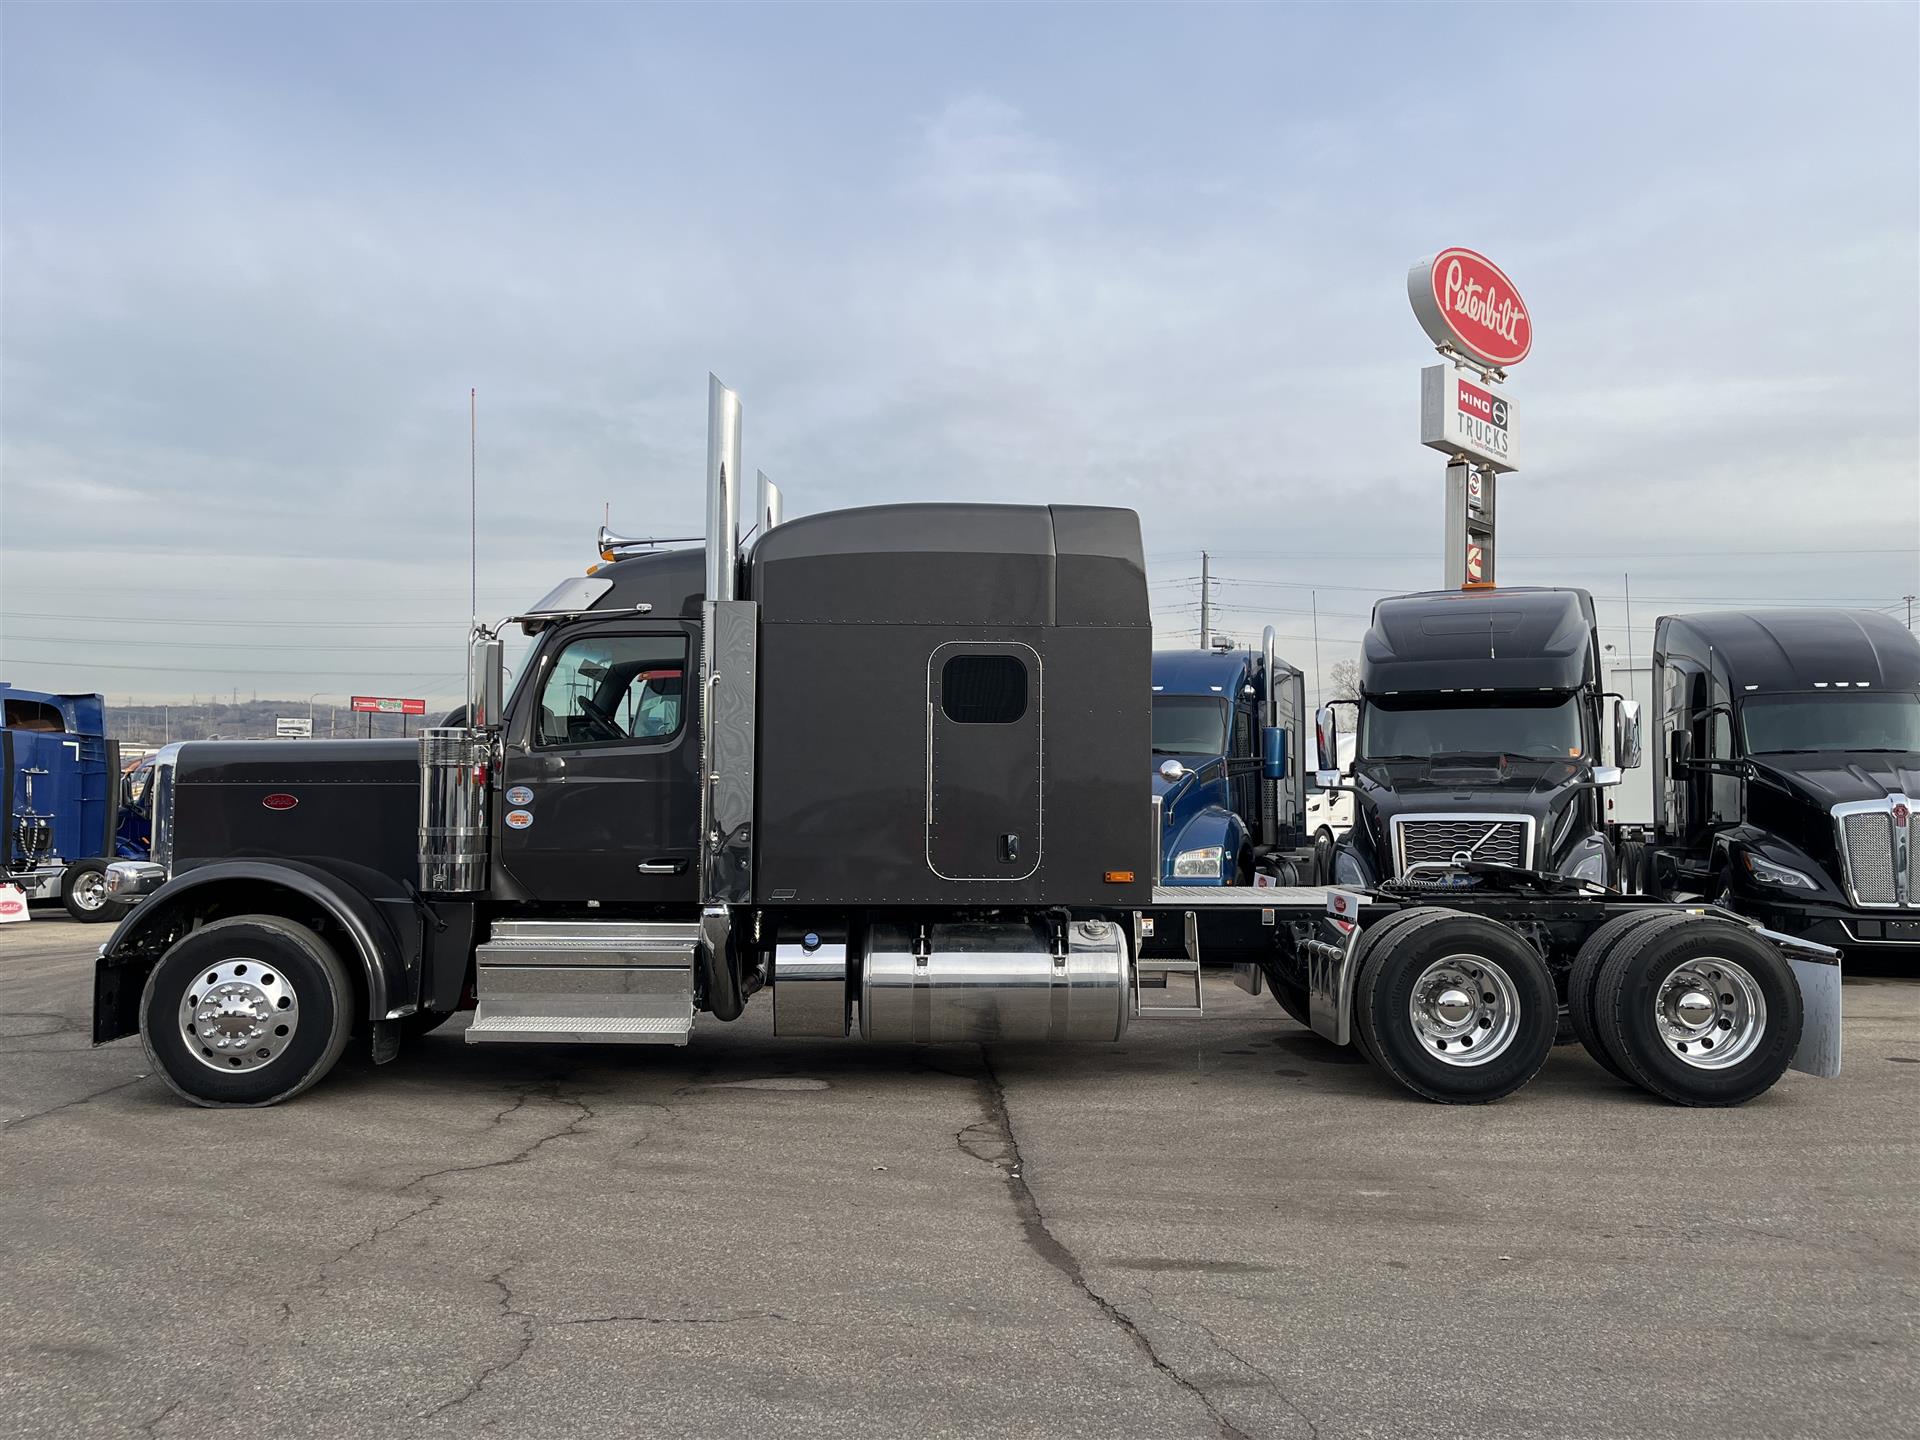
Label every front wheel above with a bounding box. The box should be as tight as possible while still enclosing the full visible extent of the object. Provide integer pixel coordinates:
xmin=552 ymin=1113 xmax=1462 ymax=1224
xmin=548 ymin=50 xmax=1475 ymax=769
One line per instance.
xmin=140 ymin=915 xmax=355 ymax=1107
xmin=61 ymin=859 xmax=130 ymax=924
xmin=1354 ymin=911 xmax=1557 ymax=1103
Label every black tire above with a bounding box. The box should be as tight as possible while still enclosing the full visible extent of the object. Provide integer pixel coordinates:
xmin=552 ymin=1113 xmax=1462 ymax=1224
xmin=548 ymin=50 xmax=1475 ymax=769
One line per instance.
xmin=1235 ymin=846 xmax=1254 ymax=887
xmin=1343 ymin=906 xmax=1455 ymax=1067
xmin=1354 ymin=911 xmax=1557 ymax=1103
xmin=140 ymin=915 xmax=355 ymax=1107
xmin=1615 ymin=839 xmax=1648 ymax=895
xmin=1594 ymin=916 xmax=1802 ymax=1107
xmin=1262 ymin=961 xmax=1312 ymax=1028
xmin=1309 ymin=828 xmax=1336 ymax=886
xmin=61 ymin=859 xmax=130 ymax=924
xmin=1567 ymin=909 xmax=1685 ymax=1082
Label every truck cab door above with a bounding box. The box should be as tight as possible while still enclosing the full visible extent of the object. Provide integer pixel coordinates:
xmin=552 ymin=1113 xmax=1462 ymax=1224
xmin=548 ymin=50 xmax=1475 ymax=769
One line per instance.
xmin=495 ymin=623 xmax=700 ymax=904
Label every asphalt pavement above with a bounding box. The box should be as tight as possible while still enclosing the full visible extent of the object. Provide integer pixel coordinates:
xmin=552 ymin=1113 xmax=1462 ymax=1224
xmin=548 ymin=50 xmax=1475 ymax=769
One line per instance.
xmin=1 ymin=914 xmax=1915 ymax=1440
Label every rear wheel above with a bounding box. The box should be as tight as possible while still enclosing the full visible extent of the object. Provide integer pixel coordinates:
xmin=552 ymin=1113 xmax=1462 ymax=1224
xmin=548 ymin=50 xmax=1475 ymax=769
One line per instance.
xmin=1344 ymin=907 xmax=1462 ymax=1068
xmin=1594 ymin=917 xmax=1802 ymax=1106
xmin=140 ymin=915 xmax=355 ymax=1107
xmin=61 ymin=859 xmax=129 ymax=924
xmin=1614 ymin=839 xmax=1648 ymax=895
xmin=1567 ymin=909 xmax=1685 ymax=1081
xmin=1355 ymin=912 xmax=1557 ymax=1103
xmin=1310 ymin=828 xmax=1336 ymax=886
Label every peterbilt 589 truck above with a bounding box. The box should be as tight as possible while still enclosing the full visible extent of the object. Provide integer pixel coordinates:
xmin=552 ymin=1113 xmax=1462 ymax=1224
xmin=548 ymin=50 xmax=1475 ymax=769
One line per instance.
xmin=95 ymin=378 xmax=1842 ymax=1110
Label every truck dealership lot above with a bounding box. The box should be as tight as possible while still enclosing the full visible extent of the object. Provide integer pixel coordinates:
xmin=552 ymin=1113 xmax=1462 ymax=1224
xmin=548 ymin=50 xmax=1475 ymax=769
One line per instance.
xmin=2 ymin=916 xmax=1913 ymax=1440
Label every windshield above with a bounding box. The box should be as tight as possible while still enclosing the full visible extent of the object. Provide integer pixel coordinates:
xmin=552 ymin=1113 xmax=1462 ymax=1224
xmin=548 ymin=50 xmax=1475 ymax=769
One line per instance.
xmin=1152 ymin=696 xmax=1228 ymax=755
xmin=1360 ymin=693 xmax=1585 ymax=761
xmin=1740 ymin=692 xmax=1920 ymax=755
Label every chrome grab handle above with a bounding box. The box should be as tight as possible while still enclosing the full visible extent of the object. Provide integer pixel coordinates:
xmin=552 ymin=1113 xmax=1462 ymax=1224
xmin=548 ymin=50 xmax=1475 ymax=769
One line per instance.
xmin=636 ymin=861 xmax=684 ymax=874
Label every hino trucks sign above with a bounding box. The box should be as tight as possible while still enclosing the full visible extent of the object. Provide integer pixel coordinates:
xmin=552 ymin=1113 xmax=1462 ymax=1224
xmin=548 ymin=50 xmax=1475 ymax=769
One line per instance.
xmin=1421 ymin=363 xmax=1517 ymax=472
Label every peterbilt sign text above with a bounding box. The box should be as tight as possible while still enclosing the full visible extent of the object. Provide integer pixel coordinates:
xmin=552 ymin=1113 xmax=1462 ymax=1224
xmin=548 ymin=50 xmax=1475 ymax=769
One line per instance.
xmin=1421 ymin=364 xmax=1517 ymax=472
xmin=1408 ymin=249 xmax=1532 ymax=369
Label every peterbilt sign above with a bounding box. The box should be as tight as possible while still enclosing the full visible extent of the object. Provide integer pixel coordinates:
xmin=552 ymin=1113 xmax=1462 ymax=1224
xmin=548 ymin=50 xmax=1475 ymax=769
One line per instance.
xmin=1408 ymin=249 xmax=1532 ymax=368
xmin=1421 ymin=364 xmax=1517 ymax=472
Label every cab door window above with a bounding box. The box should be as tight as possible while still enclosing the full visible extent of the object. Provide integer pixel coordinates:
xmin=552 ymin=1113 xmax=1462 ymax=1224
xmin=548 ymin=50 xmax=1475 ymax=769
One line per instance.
xmin=535 ymin=635 xmax=688 ymax=748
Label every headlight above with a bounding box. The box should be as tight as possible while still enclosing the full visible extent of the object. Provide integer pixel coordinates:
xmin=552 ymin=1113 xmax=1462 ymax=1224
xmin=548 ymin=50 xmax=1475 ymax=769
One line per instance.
xmin=1172 ymin=846 xmax=1225 ymax=878
xmin=1742 ymin=854 xmax=1817 ymax=890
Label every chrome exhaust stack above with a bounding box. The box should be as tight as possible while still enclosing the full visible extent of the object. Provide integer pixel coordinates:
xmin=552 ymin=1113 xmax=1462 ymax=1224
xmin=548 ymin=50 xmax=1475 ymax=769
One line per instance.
xmin=699 ymin=375 xmax=756 ymax=1019
xmin=418 ymin=632 xmax=502 ymax=896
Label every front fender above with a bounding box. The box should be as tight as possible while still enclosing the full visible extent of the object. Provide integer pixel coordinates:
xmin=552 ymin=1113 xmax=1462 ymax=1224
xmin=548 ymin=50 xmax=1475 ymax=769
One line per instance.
xmin=94 ymin=858 xmax=413 ymax=1043
xmin=1161 ymin=807 xmax=1247 ymax=886
xmin=1713 ymin=829 xmax=1849 ymax=905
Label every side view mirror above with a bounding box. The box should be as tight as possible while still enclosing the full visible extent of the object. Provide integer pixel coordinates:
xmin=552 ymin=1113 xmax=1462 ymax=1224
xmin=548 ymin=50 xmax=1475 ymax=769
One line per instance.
xmin=1614 ymin=699 xmax=1644 ymax=770
xmin=469 ymin=635 xmax=505 ymax=731
xmin=1314 ymin=704 xmax=1340 ymax=773
xmin=1158 ymin=759 xmax=1188 ymax=782
xmin=1261 ymin=726 xmax=1286 ymax=781
xmin=1589 ymin=764 xmax=1623 ymax=788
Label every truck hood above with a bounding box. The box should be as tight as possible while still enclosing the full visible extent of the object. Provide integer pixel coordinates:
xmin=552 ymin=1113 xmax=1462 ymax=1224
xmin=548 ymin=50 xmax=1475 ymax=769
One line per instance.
xmin=1749 ymin=752 xmax=1920 ymax=808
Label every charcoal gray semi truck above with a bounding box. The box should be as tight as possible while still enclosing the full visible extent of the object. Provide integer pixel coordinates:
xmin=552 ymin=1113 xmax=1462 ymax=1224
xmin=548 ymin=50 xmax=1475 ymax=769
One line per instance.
xmin=94 ymin=378 xmax=1841 ymax=1110
xmin=1610 ymin=608 xmax=1920 ymax=964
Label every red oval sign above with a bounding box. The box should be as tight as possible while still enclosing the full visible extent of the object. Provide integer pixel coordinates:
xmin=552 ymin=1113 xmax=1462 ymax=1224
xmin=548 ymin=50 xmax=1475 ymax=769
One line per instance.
xmin=1409 ymin=248 xmax=1532 ymax=368
xmin=262 ymin=793 xmax=299 ymax=811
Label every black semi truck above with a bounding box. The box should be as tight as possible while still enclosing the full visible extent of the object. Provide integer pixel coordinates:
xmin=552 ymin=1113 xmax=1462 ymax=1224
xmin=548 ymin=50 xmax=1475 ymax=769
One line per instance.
xmin=1316 ymin=586 xmax=1629 ymax=889
xmin=94 ymin=378 xmax=1841 ymax=1110
xmin=1614 ymin=608 xmax=1920 ymax=961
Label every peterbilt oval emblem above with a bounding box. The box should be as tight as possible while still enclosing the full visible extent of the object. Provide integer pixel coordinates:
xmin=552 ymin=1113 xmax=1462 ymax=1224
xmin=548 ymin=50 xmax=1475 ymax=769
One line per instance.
xmin=262 ymin=793 xmax=299 ymax=811
xmin=1409 ymin=248 xmax=1533 ymax=368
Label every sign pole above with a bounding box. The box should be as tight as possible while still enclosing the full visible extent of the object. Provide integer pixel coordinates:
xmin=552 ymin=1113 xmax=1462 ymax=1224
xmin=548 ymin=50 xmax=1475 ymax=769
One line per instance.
xmin=1408 ymin=249 xmax=1530 ymax=591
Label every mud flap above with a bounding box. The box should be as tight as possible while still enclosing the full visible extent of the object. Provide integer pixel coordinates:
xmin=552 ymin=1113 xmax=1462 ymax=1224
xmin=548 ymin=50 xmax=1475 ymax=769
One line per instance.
xmin=1787 ymin=954 xmax=1842 ymax=1078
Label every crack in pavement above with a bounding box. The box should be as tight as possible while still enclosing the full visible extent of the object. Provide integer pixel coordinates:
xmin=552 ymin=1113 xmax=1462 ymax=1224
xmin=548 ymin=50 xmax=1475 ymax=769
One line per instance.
xmin=278 ymin=1080 xmax=601 ymax=1329
xmin=1 ymin=1073 xmax=149 ymax=1134
xmin=968 ymin=1047 xmax=1256 ymax=1440
xmin=556 ymin=1310 xmax=788 ymax=1327
xmin=136 ymin=1398 xmax=183 ymax=1438
xmin=418 ymin=1262 xmax=535 ymax=1421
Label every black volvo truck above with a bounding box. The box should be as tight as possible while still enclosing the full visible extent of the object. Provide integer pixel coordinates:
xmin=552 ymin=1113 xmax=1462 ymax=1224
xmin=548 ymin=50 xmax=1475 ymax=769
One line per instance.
xmin=92 ymin=378 xmax=1841 ymax=1110
xmin=1620 ymin=608 xmax=1920 ymax=962
xmin=1317 ymin=586 xmax=1631 ymax=889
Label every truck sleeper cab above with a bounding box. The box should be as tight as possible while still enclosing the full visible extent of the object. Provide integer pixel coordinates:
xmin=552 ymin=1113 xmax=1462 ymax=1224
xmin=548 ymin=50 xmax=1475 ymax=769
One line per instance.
xmin=1634 ymin=608 xmax=1920 ymax=961
xmin=1322 ymin=587 xmax=1628 ymax=890
xmin=91 ymin=377 xmax=1838 ymax=1112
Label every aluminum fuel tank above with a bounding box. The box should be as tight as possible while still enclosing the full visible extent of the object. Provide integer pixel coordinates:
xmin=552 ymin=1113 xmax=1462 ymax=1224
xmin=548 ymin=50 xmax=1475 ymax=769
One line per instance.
xmin=859 ymin=918 xmax=1130 ymax=1044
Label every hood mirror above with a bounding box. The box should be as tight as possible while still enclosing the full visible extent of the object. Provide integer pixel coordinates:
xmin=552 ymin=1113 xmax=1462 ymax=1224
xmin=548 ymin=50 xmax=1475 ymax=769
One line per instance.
xmin=1158 ymin=759 xmax=1188 ymax=782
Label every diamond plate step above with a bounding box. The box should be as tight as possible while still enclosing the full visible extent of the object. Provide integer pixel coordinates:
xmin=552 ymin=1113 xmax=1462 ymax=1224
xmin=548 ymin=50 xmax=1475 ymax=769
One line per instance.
xmin=465 ymin=1013 xmax=692 ymax=1045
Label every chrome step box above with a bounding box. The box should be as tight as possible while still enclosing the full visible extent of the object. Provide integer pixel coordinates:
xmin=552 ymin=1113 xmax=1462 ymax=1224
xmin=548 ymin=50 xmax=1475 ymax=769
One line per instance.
xmin=467 ymin=919 xmax=699 ymax=1046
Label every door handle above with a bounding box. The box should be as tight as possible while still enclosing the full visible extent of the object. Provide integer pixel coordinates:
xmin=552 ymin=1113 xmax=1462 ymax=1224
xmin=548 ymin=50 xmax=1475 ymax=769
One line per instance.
xmin=637 ymin=860 xmax=685 ymax=874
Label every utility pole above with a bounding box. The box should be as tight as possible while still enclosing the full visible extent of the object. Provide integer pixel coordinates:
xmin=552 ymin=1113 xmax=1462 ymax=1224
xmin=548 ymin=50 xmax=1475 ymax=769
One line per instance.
xmin=1905 ymin=594 xmax=1916 ymax=630
xmin=1199 ymin=551 xmax=1211 ymax=650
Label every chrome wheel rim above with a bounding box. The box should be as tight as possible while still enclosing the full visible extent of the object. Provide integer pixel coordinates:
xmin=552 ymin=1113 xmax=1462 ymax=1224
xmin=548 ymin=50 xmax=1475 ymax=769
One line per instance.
xmin=1409 ymin=953 xmax=1521 ymax=1067
xmin=1655 ymin=957 xmax=1764 ymax=1070
xmin=72 ymin=871 xmax=108 ymax=912
xmin=180 ymin=959 xmax=299 ymax=1072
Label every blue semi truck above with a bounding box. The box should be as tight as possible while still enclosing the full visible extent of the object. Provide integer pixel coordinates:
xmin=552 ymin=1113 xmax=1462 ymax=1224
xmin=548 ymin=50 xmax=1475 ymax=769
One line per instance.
xmin=1149 ymin=628 xmax=1312 ymax=885
xmin=2 ymin=682 xmax=150 ymax=922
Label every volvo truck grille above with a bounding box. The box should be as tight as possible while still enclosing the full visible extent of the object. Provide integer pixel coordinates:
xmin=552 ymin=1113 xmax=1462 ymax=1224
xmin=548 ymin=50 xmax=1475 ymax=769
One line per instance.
xmin=1834 ymin=798 xmax=1914 ymax=907
xmin=1391 ymin=814 xmax=1535 ymax=875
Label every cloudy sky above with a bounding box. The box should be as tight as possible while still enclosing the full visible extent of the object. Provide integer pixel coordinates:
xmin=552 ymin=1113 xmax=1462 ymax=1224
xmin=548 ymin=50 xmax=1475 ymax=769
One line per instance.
xmin=3 ymin=2 xmax=1916 ymax=709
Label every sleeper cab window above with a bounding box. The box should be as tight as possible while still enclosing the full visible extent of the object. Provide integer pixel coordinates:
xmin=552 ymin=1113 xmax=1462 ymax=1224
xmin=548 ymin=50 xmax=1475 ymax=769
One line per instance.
xmin=941 ymin=654 xmax=1028 ymax=725
xmin=535 ymin=633 xmax=689 ymax=748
